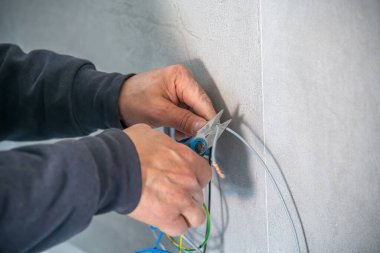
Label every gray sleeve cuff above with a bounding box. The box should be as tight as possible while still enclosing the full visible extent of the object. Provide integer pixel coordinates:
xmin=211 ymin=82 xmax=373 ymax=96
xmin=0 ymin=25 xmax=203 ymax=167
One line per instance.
xmin=72 ymin=66 xmax=136 ymax=133
xmin=81 ymin=128 xmax=142 ymax=214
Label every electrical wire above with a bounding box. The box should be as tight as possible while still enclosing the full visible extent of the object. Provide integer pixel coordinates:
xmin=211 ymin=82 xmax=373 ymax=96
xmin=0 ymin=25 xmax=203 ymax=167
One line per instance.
xmin=166 ymin=148 xmax=214 ymax=253
xmin=177 ymin=149 xmax=212 ymax=253
xmin=148 ymin=225 xmax=202 ymax=253
xmin=182 ymin=235 xmax=203 ymax=253
xmin=166 ymin=203 xmax=211 ymax=251
xmin=151 ymin=227 xmax=166 ymax=251
xmin=144 ymin=128 xmax=212 ymax=253
xmin=202 ymin=149 xmax=213 ymax=253
xmin=137 ymin=227 xmax=168 ymax=253
xmin=144 ymin=126 xmax=305 ymax=253
xmin=174 ymin=152 xmax=213 ymax=253
xmin=178 ymin=236 xmax=183 ymax=253
xmin=224 ymin=127 xmax=303 ymax=253
xmin=211 ymin=129 xmax=219 ymax=170
xmin=211 ymin=128 xmax=225 ymax=178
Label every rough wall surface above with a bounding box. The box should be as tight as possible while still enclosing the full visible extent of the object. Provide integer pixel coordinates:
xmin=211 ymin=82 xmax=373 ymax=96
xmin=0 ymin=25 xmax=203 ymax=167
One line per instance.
xmin=0 ymin=0 xmax=379 ymax=252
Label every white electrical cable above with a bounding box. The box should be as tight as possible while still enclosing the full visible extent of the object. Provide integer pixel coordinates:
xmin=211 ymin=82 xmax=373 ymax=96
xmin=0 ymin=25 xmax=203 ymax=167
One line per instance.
xmin=151 ymin=228 xmax=167 ymax=251
xmin=150 ymin=224 xmax=202 ymax=253
xmin=182 ymin=235 xmax=203 ymax=253
xmin=219 ymin=127 xmax=304 ymax=253
xmin=163 ymin=126 xmax=306 ymax=252
xmin=211 ymin=127 xmax=220 ymax=169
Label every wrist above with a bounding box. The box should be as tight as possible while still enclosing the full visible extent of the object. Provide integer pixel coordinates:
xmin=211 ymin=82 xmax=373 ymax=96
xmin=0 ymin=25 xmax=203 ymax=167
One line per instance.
xmin=118 ymin=73 xmax=136 ymax=128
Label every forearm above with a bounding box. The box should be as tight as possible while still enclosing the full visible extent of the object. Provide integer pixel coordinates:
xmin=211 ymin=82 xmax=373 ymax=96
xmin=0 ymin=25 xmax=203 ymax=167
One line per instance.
xmin=0 ymin=44 xmax=130 ymax=141
xmin=0 ymin=129 xmax=141 ymax=253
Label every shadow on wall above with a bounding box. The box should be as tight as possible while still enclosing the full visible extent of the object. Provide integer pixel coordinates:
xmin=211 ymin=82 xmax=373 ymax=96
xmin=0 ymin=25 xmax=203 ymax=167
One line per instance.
xmin=182 ymin=61 xmax=309 ymax=252
xmin=0 ymin=0 xmax=311 ymax=252
xmin=110 ymin=2 xmax=310 ymax=252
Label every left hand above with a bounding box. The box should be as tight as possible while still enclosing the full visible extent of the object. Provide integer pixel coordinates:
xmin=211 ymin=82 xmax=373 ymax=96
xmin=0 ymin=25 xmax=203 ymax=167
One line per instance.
xmin=118 ymin=64 xmax=216 ymax=137
xmin=124 ymin=124 xmax=212 ymax=236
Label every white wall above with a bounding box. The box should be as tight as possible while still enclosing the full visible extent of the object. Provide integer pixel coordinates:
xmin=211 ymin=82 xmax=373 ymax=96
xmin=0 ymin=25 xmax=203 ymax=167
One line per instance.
xmin=0 ymin=0 xmax=379 ymax=252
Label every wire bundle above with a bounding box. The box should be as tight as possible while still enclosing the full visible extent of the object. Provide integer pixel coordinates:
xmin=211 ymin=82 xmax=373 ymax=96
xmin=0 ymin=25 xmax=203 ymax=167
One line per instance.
xmin=137 ymin=126 xmax=307 ymax=253
xmin=166 ymin=204 xmax=211 ymax=252
xmin=137 ymin=148 xmax=213 ymax=253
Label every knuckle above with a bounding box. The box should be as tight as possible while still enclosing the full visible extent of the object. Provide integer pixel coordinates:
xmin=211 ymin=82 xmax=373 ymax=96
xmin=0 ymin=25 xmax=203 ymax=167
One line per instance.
xmin=168 ymin=149 xmax=181 ymax=164
xmin=180 ymin=145 xmax=197 ymax=160
xmin=172 ymin=161 xmax=197 ymax=183
xmin=170 ymin=64 xmax=193 ymax=85
xmin=192 ymin=209 xmax=206 ymax=227
xmin=166 ymin=166 xmax=183 ymax=179
xmin=193 ymin=189 xmax=204 ymax=204
xmin=170 ymin=188 xmax=188 ymax=203
xmin=171 ymin=64 xmax=188 ymax=75
xmin=165 ymin=224 xmax=187 ymax=237
xmin=179 ymin=111 xmax=193 ymax=133
xmin=200 ymin=92 xmax=212 ymax=105
xmin=160 ymin=213 xmax=188 ymax=236
xmin=180 ymin=173 xmax=199 ymax=188
xmin=169 ymin=187 xmax=195 ymax=209
xmin=181 ymin=195 xmax=194 ymax=208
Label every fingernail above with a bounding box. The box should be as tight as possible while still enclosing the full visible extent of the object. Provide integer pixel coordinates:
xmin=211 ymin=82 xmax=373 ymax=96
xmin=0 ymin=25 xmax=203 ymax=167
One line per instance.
xmin=192 ymin=120 xmax=206 ymax=134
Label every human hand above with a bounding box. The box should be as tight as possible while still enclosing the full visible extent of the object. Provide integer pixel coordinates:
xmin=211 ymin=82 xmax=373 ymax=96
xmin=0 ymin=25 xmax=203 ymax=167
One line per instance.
xmin=118 ymin=64 xmax=216 ymax=138
xmin=124 ymin=124 xmax=212 ymax=236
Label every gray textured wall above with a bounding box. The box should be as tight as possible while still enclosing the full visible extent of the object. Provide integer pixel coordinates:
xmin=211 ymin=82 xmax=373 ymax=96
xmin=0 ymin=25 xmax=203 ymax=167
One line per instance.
xmin=0 ymin=0 xmax=379 ymax=252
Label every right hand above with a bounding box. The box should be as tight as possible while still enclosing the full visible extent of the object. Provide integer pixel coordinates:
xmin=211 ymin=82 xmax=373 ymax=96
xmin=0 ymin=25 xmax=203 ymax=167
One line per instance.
xmin=124 ymin=124 xmax=212 ymax=236
xmin=118 ymin=64 xmax=216 ymax=140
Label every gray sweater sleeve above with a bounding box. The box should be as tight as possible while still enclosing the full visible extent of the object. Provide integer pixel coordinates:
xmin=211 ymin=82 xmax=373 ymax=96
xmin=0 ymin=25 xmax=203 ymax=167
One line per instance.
xmin=0 ymin=44 xmax=142 ymax=253
xmin=0 ymin=129 xmax=142 ymax=253
xmin=0 ymin=43 xmax=133 ymax=140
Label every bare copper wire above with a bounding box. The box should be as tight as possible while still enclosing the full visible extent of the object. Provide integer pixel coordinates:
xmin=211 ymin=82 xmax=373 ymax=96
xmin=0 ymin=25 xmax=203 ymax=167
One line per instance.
xmin=212 ymin=162 xmax=225 ymax=179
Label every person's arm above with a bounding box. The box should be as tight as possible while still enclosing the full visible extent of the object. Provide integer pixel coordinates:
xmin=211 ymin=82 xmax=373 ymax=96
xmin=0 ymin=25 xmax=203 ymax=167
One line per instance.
xmin=0 ymin=44 xmax=131 ymax=141
xmin=0 ymin=123 xmax=213 ymax=253
xmin=0 ymin=43 xmax=216 ymax=252
xmin=0 ymin=128 xmax=141 ymax=253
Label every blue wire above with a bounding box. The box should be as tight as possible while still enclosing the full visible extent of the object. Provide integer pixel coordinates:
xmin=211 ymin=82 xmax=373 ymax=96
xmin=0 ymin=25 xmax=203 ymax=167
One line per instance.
xmin=135 ymin=249 xmax=170 ymax=253
xmin=136 ymin=227 xmax=170 ymax=253
xmin=154 ymin=232 xmax=164 ymax=249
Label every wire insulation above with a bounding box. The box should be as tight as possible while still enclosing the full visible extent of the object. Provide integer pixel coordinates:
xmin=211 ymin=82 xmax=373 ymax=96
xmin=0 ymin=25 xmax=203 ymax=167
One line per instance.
xmin=144 ymin=126 xmax=306 ymax=253
xmin=211 ymin=127 xmax=225 ymax=178
xmin=225 ymin=127 xmax=303 ymax=253
xmin=182 ymin=235 xmax=203 ymax=253
xmin=151 ymin=228 xmax=166 ymax=251
xmin=166 ymin=204 xmax=211 ymax=251
xmin=202 ymin=150 xmax=213 ymax=253
xmin=178 ymin=236 xmax=183 ymax=253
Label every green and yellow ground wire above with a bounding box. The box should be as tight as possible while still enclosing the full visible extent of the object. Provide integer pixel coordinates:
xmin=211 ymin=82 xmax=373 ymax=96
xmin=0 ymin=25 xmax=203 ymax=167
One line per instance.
xmin=166 ymin=203 xmax=211 ymax=252
xmin=178 ymin=236 xmax=183 ymax=253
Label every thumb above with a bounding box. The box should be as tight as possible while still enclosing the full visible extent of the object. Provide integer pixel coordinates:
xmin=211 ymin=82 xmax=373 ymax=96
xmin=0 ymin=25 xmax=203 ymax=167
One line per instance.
xmin=164 ymin=102 xmax=207 ymax=136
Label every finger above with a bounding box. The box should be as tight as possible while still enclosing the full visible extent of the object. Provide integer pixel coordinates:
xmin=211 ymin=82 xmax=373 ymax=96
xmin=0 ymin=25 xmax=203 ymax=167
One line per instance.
xmin=181 ymin=201 xmax=206 ymax=228
xmin=175 ymin=130 xmax=189 ymax=141
xmin=171 ymin=180 xmax=204 ymax=205
xmin=192 ymin=187 xmax=204 ymax=205
xmin=162 ymin=215 xmax=189 ymax=236
xmin=173 ymin=65 xmax=216 ymax=120
xmin=192 ymin=157 xmax=213 ymax=188
xmin=163 ymin=101 xmax=207 ymax=136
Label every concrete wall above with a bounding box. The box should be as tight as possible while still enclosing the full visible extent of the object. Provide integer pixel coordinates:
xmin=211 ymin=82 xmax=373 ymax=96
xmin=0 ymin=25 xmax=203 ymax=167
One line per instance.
xmin=0 ymin=0 xmax=379 ymax=252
